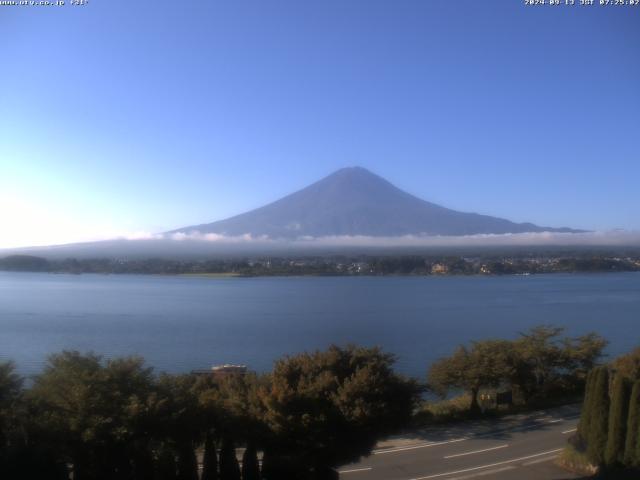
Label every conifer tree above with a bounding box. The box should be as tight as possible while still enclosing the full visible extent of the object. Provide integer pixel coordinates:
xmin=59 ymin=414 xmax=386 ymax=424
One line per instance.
xmin=587 ymin=367 xmax=610 ymax=465
xmin=132 ymin=447 xmax=155 ymax=480
xmin=578 ymin=369 xmax=596 ymax=444
xmin=624 ymin=380 xmax=640 ymax=467
xmin=241 ymin=443 xmax=260 ymax=480
xmin=605 ymin=375 xmax=631 ymax=466
xmin=202 ymin=434 xmax=219 ymax=480
xmin=176 ymin=443 xmax=199 ymax=480
xmin=259 ymin=449 xmax=275 ymax=480
xmin=155 ymin=446 xmax=178 ymax=480
xmin=219 ymin=437 xmax=241 ymax=480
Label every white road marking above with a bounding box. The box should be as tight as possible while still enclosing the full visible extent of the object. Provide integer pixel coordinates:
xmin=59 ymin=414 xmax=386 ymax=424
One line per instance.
xmin=410 ymin=448 xmax=564 ymax=480
xmin=521 ymin=455 xmax=559 ymax=466
xmin=447 ymin=466 xmax=515 ymax=480
xmin=372 ymin=418 xmax=578 ymax=457
xmin=562 ymin=428 xmax=577 ymax=434
xmin=338 ymin=467 xmax=373 ymax=474
xmin=444 ymin=444 xmax=509 ymax=459
xmin=373 ymin=438 xmax=469 ymax=455
xmin=547 ymin=419 xmax=563 ymax=424
xmin=372 ymin=422 xmax=573 ymax=456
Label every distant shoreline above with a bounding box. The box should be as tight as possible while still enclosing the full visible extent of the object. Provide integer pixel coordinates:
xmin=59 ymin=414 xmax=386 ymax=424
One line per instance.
xmin=1 ymin=252 xmax=640 ymax=278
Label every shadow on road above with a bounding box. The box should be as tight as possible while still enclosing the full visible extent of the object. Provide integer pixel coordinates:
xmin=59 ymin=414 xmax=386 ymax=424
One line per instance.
xmin=377 ymin=404 xmax=581 ymax=451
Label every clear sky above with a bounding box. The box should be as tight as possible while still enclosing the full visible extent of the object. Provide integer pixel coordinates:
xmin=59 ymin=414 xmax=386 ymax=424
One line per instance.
xmin=1 ymin=0 xmax=639 ymax=248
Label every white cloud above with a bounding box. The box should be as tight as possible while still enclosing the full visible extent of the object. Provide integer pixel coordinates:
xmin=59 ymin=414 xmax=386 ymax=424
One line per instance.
xmin=133 ymin=230 xmax=640 ymax=247
xmin=2 ymin=191 xmax=639 ymax=252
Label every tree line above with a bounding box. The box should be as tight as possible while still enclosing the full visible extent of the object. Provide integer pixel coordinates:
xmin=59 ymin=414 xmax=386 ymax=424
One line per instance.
xmin=428 ymin=326 xmax=608 ymax=413
xmin=0 ymin=346 xmax=421 ymax=480
xmin=0 ymin=328 xmax=617 ymax=479
xmin=572 ymin=348 xmax=640 ymax=476
xmin=1 ymin=253 xmax=639 ymax=276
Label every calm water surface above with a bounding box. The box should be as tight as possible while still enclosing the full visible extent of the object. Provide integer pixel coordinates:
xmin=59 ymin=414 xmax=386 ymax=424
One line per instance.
xmin=1 ymin=272 xmax=638 ymax=377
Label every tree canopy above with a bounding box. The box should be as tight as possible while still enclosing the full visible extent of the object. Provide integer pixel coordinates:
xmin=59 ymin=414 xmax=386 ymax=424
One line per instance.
xmin=428 ymin=326 xmax=607 ymax=411
xmin=1 ymin=345 xmax=420 ymax=479
xmin=258 ymin=345 xmax=422 ymax=477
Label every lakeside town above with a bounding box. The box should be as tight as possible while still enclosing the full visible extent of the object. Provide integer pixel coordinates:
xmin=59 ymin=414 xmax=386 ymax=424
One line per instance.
xmin=1 ymin=252 xmax=640 ymax=276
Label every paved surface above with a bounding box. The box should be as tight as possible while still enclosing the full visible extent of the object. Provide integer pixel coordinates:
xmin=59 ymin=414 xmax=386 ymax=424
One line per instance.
xmin=338 ymin=405 xmax=584 ymax=480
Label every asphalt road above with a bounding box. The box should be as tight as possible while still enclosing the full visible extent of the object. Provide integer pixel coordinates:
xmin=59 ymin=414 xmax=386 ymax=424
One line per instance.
xmin=338 ymin=405 xmax=584 ymax=480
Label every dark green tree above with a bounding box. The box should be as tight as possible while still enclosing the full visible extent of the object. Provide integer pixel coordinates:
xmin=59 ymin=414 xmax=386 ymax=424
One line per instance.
xmin=429 ymin=340 xmax=514 ymax=413
xmin=241 ymin=443 xmax=260 ymax=480
xmin=131 ymin=445 xmax=155 ymax=480
xmin=259 ymin=449 xmax=274 ymax=480
xmin=613 ymin=348 xmax=640 ymax=381
xmin=505 ymin=327 xmax=604 ymax=404
xmin=155 ymin=373 xmax=207 ymax=480
xmin=176 ymin=443 xmax=199 ymax=480
xmin=515 ymin=326 xmax=564 ymax=391
xmin=27 ymin=351 xmax=158 ymax=480
xmin=260 ymin=345 xmax=421 ymax=476
xmin=624 ymin=380 xmax=640 ymax=467
xmin=577 ymin=369 xmax=596 ymax=444
xmin=586 ymin=366 xmax=610 ymax=466
xmin=201 ymin=433 xmax=219 ymax=480
xmin=0 ymin=361 xmax=22 ymax=444
xmin=605 ymin=375 xmax=631 ymax=466
xmin=562 ymin=332 xmax=608 ymax=387
xmin=28 ymin=352 xmax=114 ymax=478
xmin=219 ymin=437 xmax=241 ymax=480
xmin=0 ymin=361 xmax=25 ymax=478
xmin=154 ymin=445 xmax=178 ymax=480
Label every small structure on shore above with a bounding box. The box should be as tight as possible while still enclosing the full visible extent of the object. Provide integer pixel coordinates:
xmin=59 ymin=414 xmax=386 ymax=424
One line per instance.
xmin=191 ymin=364 xmax=247 ymax=380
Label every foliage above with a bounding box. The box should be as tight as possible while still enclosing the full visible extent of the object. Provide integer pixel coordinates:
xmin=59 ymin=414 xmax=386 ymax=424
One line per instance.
xmin=428 ymin=326 xmax=607 ymax=412
xmin=605 ymin=375 xmax=631 ymax=466
xmin=612 ymin=347 xmax=640 ymax=381
xmin=0 ymin=360 xmax=22 ymax=432
xmin=577 ymin=369 xmax=596 ymax=444
xmin=559 ymin=443 xmax=597 ymax=476
xmin=27 ymin=352 xmax=159 ymax=478
xmin=624 ymin=381 xmax=640 ymax=467
xmin=219 ymin=437 xmax=241 ymax=480
xmin=202 ymin=372 xmax=268 ymax=445
xmin=241 ymin=443 xmax=260 ymax=480
xmin=0 ymin=337 xmax=617 ymax=478
xmin=258 ymin=344 xmax=422 ymax=476
xmin=429 ymin=340 xmax=514 ymax=412
xmin=562 ymin=332 xmax=609 ymax=383
xmin=176 ymin=443 xmax=199 ymax=480
xmin=154 ymin=444 xmax=178 ymax=480
xmin=201 ymin=434 xmax=219 ymax=480
xmin=416 ymin=393 xmax=475 ymax=424
xmin=586 ymin=366 xmax=610 ymax=465
xmin=0 ymin=361 xmax=25 ymax=477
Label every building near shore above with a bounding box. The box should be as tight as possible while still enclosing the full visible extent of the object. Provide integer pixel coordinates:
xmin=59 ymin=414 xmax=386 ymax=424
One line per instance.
xmin=191 ymin=364 xmax=247 ymax=380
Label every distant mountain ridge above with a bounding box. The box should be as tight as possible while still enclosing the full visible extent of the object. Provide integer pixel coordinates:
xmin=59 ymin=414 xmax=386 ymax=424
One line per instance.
xmin=172 ymin=167 xmax=582 ymax=238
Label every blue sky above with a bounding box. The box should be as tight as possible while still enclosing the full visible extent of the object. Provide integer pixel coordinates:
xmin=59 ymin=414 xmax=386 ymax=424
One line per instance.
xmin=1 ymin=0 xmax=639 ymax=247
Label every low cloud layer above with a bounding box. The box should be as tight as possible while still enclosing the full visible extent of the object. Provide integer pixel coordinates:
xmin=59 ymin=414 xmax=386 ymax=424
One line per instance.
xmin=118 ymin=230 xmax=640 ymax=248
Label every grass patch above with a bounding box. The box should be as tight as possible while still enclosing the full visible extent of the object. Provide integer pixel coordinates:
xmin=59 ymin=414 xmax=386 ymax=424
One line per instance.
xmin=412 ymin=392 xmax=583 ymax=427
xmin=557 ymin=444 xmax=598 ymax=476
xmin=413 ymin=394 xmax=478 ymax=424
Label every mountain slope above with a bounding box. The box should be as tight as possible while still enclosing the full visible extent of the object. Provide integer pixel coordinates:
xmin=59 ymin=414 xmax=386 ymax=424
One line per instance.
xmin=172 ymin=167 xmax=581 ymax=238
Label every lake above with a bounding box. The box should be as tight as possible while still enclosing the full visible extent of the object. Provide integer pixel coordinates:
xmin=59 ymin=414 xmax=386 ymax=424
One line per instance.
xmin=1 ymin=272 xmax=638 ymax=378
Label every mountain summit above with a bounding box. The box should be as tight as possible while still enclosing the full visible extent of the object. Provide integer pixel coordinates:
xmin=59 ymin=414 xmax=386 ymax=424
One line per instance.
xmin=172 ymin=167 xmax=580 ymax=238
